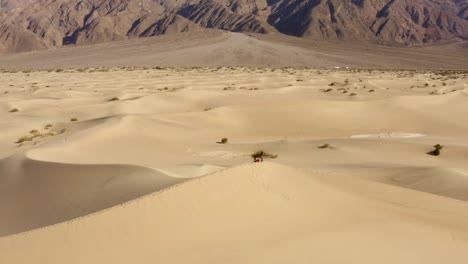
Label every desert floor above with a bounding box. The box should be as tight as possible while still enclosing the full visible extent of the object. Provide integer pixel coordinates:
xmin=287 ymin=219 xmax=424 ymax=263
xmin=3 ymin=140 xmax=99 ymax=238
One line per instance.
xmin=1 ymin=67 xmax=468 ymax=263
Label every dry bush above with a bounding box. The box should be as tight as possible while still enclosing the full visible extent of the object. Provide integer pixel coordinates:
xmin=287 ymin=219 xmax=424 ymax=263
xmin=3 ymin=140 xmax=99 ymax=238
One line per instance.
xmin=251 ymin=151 xmax=278 ymax=160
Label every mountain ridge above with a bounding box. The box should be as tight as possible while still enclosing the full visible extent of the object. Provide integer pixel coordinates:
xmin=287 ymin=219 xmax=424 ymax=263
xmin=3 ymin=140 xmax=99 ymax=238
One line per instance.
xmin=0 ymin=0 xmax=467 ymax=53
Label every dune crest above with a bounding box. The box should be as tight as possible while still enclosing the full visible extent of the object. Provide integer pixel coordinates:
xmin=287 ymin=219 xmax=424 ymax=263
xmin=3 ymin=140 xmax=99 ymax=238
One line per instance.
xmin=1 ymin=66 xmax=468 ymax=263
xmin=1 ymin=162 xmax=468 ymax=263
xmin=0 ymin=153 xmax=185 ymax=237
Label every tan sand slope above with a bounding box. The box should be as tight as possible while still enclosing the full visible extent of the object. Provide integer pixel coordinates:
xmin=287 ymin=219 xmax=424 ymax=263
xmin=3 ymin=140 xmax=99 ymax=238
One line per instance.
xmin=1 ymin=162 xmax=468 ymax=263
xmin=357 ymin=167 xmax=468 ymax=202
xmin=0 ymin=153 xmax=185 ymax=236
xmin=0 ymin=31 xmax=467 ymax=69
xmin=1 ymin=68 xmax=468 ymax=262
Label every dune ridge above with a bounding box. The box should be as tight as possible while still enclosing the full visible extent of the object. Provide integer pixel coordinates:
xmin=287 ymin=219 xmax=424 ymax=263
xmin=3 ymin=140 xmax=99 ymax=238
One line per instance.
xmin=0 ymin=152 xmax=185 ymax=237
xmin=1 ymin=66 xmax=468 ymax=263
xmin=1 ymin=162 xmax=468 ymax=263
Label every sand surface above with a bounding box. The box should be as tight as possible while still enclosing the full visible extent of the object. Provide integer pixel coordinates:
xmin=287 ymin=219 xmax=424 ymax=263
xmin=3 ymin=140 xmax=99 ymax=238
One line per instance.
xmin=1 ymin=66 xmax=468 ymax=263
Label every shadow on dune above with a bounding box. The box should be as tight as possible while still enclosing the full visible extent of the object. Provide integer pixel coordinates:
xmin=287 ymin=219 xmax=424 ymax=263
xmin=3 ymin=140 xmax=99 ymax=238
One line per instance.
xmin=0 ymin=153 xmax=185 ymax=237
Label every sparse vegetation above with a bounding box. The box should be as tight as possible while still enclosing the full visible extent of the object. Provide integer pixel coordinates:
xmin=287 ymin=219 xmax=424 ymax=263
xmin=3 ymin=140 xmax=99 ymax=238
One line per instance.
xmin=108 ymin=97 xmax=119 ymax=102
xmin=429 ymin=144 xmax=444 ymax=156
xmin=15 ymin=127 xmax=63 ymax=146
xmin=16 ymin=136 xmax=34 ymax=144
xmin=218 ymin=138 xmax=228 ymax=144
xmin=318 ymin=143 xmax=333 ymax=149
xmin=9 ymin=108 xmax=19 ymax=113
xmin=251 ymin=150 xmax=278 ymax=161
xmin=70 ymin=118 xmax=78 ymax=122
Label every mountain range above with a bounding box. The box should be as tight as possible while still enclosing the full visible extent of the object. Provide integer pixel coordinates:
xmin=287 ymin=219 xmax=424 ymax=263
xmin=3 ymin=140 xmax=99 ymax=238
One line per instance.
xmin=0 ymin=0 xmax=467 ymax=53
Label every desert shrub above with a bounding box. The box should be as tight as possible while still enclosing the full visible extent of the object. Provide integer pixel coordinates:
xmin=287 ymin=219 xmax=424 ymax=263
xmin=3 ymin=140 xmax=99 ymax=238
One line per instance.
xmin=16 ymin=136 xmax=33 ymax=144
xmin=318 ymin=144 xmax=333 ymax=149
xmin=70 ymin=118 xmax=78 ymax=122
xmin=9 ymin=108 xmax=19 ymax=113
xmin=108 ymin=97 xmax=119 ymax=102
xmin=430 ymin=144 xmax=444 ymax=156
xmin=349 ymin=93 xmax=357 ymax=96
xmin=30 ymin=129 xmax=40 ymax=135
xmin=368 ymin=89 xmax=375 ymax=92
xmin=218 ymin=138 xmax=228 ymax=144
xmin=44 ymin=124 xmax=53 ymax=129
xmin=251 ymin=150 xmax=278 ymax=160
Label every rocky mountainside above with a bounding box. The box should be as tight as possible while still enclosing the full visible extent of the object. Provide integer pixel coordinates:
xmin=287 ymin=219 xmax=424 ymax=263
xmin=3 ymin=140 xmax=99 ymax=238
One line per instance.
xmin=0 ymin=0 xmax=467 ymax=53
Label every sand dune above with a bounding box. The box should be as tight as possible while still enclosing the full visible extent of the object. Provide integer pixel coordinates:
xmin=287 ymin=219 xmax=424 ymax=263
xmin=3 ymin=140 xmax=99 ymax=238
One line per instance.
xmin=0 ymin=153 xmax=184 ymax=236
xmin=1 ymin=162 xmax=468 ymax=263
xmin=357 ymin=167 xmax=468 ymax=202
xmin=1 ymin=67 xmax=468 ymax=262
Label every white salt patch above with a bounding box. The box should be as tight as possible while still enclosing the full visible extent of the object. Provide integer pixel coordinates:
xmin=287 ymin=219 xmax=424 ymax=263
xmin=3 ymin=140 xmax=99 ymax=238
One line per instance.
xmin=351 ymin=133 xmax=426 ymax=139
